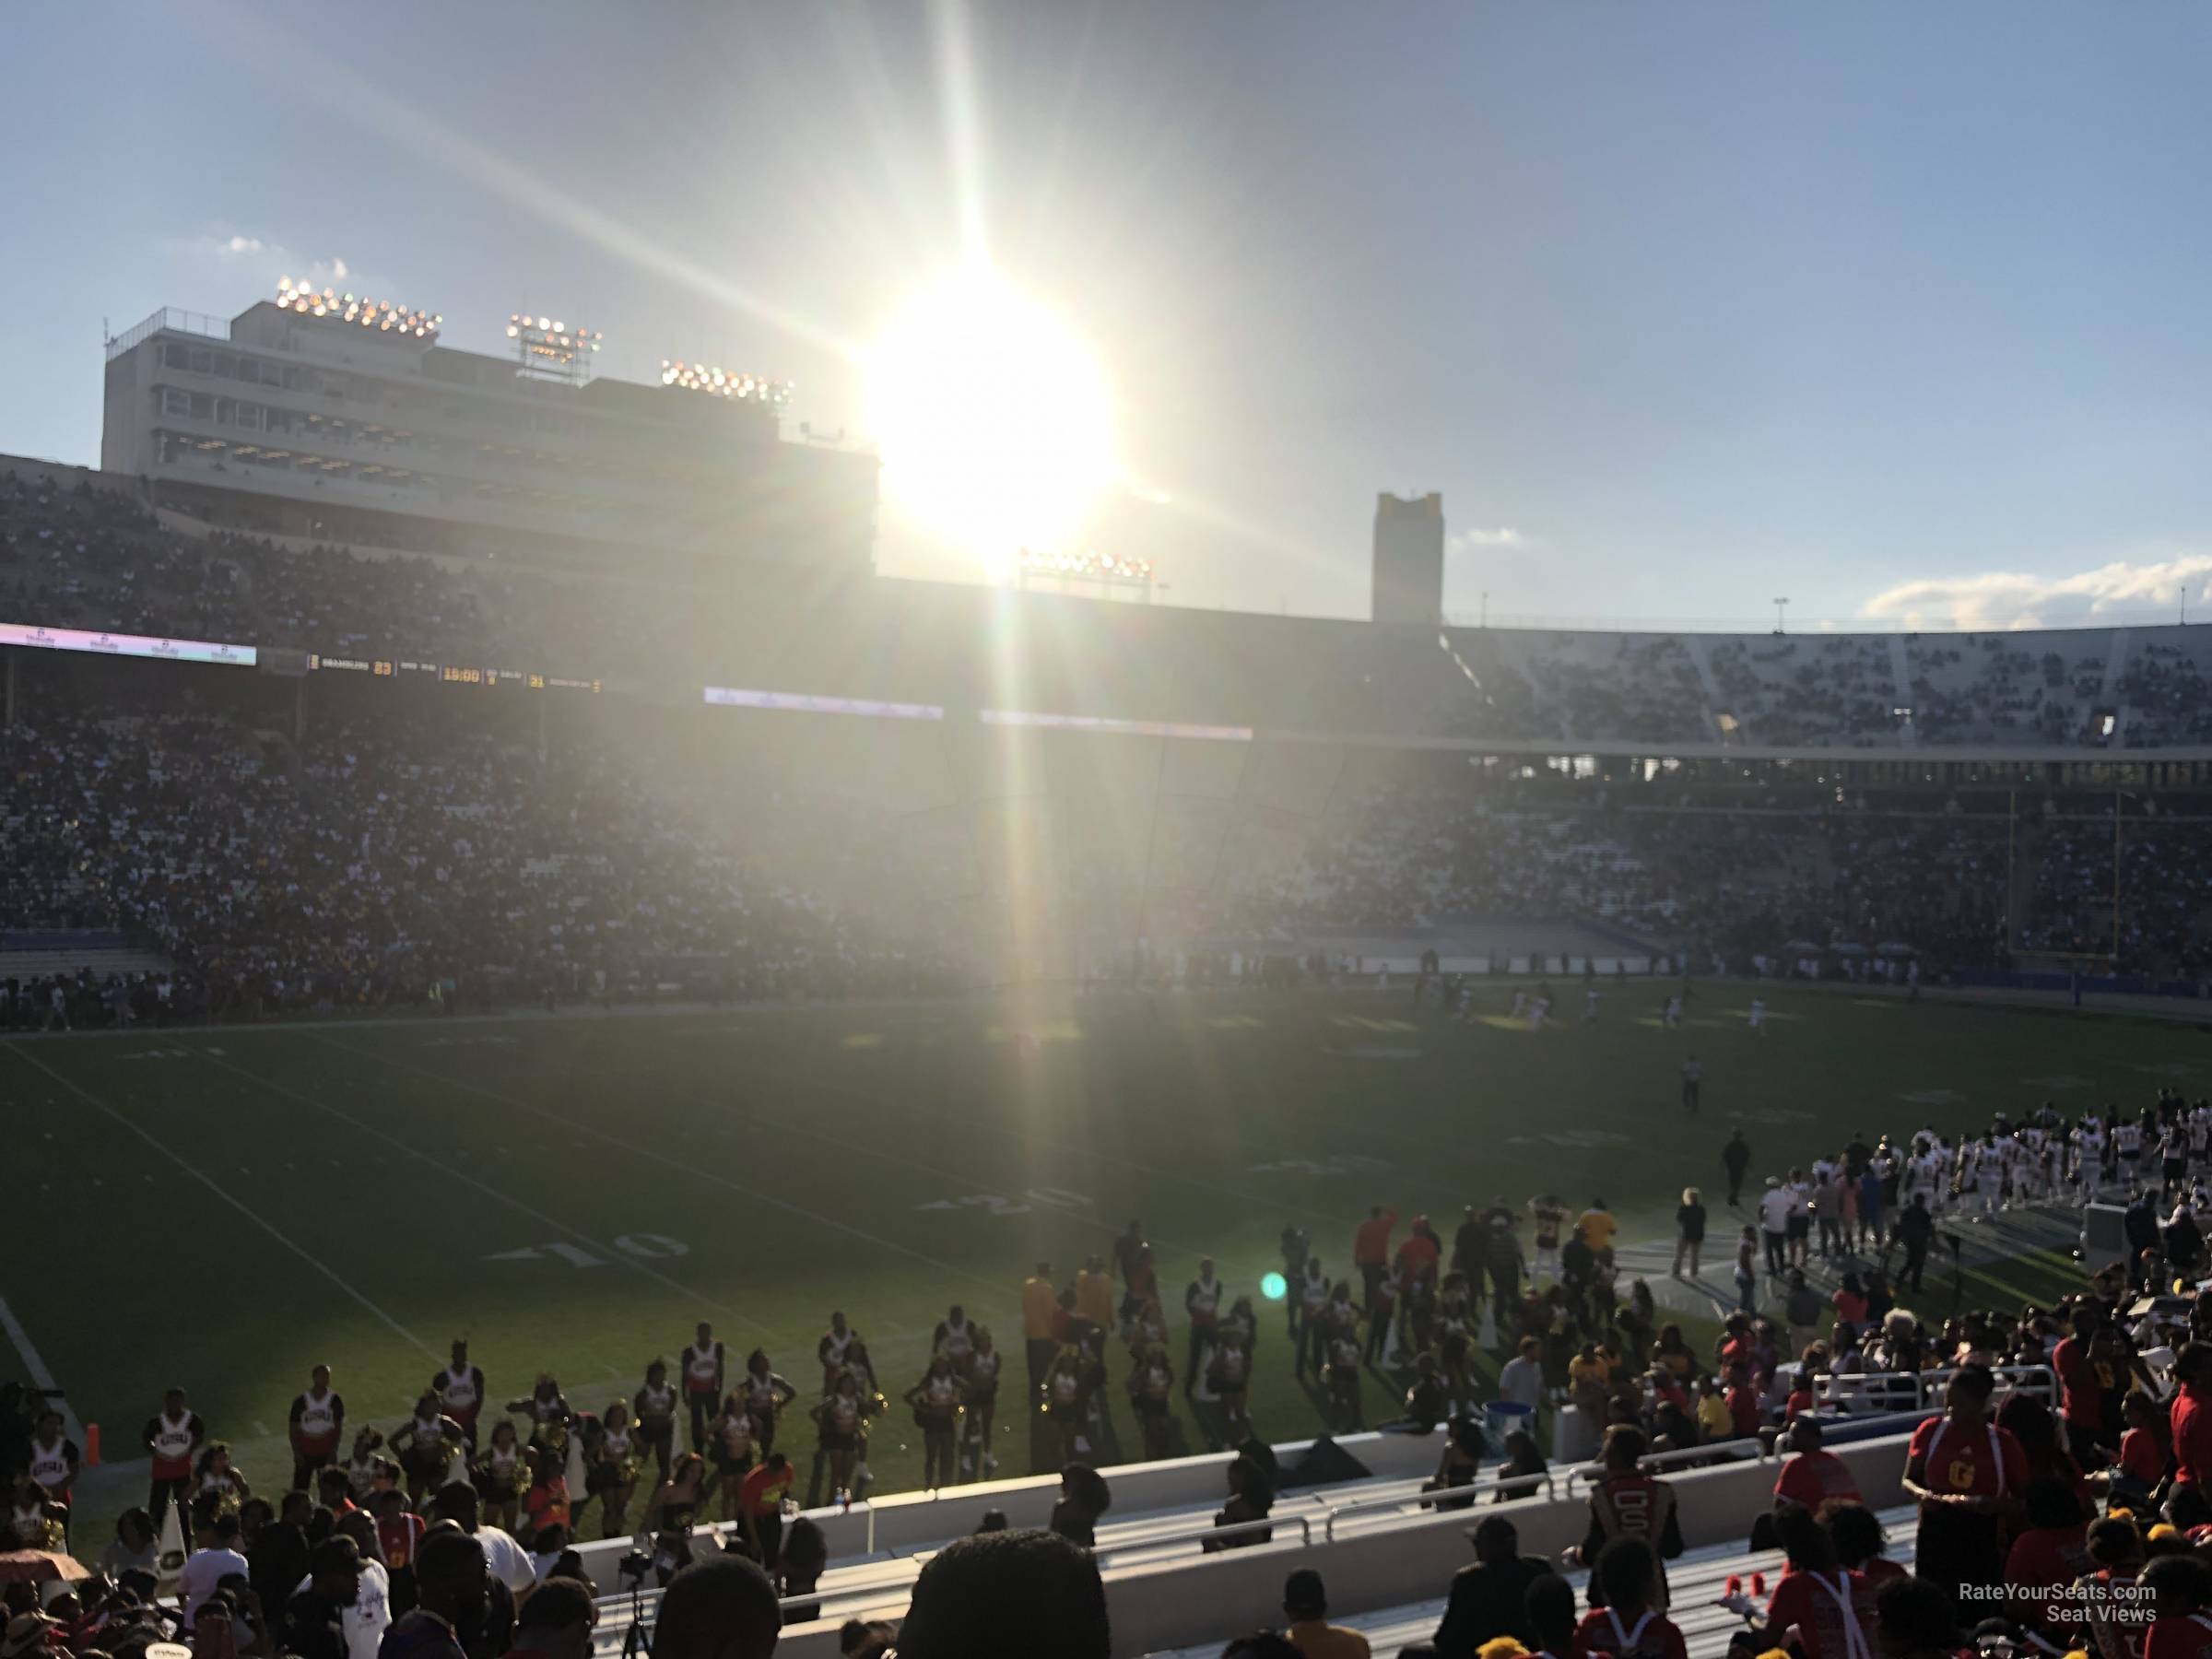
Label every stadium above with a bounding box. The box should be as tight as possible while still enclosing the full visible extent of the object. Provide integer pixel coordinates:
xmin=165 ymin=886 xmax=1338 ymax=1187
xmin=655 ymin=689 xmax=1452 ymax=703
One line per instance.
xmin=10 ymin=13 xmax=2212 ymax=1659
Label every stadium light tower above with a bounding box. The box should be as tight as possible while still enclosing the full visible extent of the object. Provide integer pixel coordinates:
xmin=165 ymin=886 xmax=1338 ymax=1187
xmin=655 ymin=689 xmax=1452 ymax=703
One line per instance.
xmin=1772 ymin=596 xmax=1790 ymax=634
xmin=507 ymin=313 xmax=603 ymax=387
xmin=1014 ymin=547 xmax=1159 ymax=604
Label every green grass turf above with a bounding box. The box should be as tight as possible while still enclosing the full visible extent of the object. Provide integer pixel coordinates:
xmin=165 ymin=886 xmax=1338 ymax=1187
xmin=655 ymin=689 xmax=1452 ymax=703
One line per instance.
xmin=6 ymin=980 xmax=2201 ymax=1548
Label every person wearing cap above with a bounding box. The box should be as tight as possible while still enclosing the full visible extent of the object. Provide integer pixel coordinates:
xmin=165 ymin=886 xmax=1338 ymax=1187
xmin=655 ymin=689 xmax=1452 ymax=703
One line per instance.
xmin=1431 ymin=1516 xmax=1549 ymax=1658
xmin=1283 ymin=1569 xmax=1368 ymax=1659
xmin=283 ymin=1535 xmax=365 ymax=1659
xmin=0 ymin=1612 xmax=59 ymax=1659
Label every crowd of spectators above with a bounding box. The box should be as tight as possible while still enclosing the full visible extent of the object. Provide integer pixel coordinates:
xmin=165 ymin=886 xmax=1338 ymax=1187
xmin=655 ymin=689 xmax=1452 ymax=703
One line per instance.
xmin=1905 ymin=632 xmax=2107 ymax=746
xmin=25 ymin=465 xmax=2212 ymax=754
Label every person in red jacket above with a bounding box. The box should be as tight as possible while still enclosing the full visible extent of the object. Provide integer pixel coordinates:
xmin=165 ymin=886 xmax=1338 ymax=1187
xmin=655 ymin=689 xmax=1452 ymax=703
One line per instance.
xmin=2171 ymin=1343 xmax=2212 ymax=1491
xmin=1353 ymin=1206 xmax=1397 ymax=1317
xmin=1902 ymin=1362 xmax=2029 ymax=1612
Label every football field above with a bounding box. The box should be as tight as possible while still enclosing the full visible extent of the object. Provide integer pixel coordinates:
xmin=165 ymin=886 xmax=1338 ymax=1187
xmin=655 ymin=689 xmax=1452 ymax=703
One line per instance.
xmin=3 ymin=980 xmax=2178 ymax=1542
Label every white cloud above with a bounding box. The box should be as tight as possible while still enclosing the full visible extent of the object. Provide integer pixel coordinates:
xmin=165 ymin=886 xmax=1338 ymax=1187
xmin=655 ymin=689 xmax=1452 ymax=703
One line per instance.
xmin=1449 ymin=526 xmax=1525 ymax=553
xmin=185 ymin=232 xmax=362 ymax=295
xmin=1862 ymin=549 xmax=2212 ymax=630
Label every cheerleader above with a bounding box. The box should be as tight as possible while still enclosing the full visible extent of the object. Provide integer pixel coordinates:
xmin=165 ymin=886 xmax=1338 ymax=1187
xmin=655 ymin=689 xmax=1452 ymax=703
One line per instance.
xmin=589 ymin=1400 xmax=642 ymax=1538
xmin=345 ymin=1428 xmax=399 ymax=1505
xmin=1325 ymin=1322 xmax=1365 ymax=1430
xmin=740 ymin=1350 xmax=798 ymax=1453
xmin=1206 ymin=1304 xmax=1255 ymax=1441
xmin=1128 ymin=1297 xmax=1168 ymax=1361
xmin=902 ymin=1355 xmax=963 ymax=1490
xmin=506 ymin=1374 xmax=574 ymax=1458
xmin=194 ymin=1441 xmax=253 ymax=1519
xmin=1040 ymin=1347 xmax=1090 ymax=1465
xmin=933 ymin=1307 xmax=979 ymax=1377
xmin=8 ymin=1476 xmax=65 ymax=1551
xmin=634 ymin=1359 xmax=678 ymax=1480
xmin=1127 ymin=1343 xmax=1176 ymax=1461
xmin=392 ymin=1392 xmax=464 ymax=1503
xmin=471 ymin=1419 xmax=525 ymax=1534
xmin=25 ymin=1411 xmax=78 ymax=1518
xmin=842 ymin=1342 xmax=886 ymax=1494
xmin=642 ymin=1452 xmax=708 ymax=1535
xmin=709 ymin=1392 xmax=759 ymax=1521
xmin=963 ymin=1325 xmax=1003 ymax=1477
xmin=810 ymin=1372 xmax=868 ymax=1504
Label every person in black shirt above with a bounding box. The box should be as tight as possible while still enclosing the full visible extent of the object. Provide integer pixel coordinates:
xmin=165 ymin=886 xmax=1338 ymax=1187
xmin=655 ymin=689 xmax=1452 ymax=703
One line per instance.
xmin=251 ymin=1489 xmax=313 ymax=1623
xmin=1722 ymin=1132 xmax=1753 ymax=1207
xmin=1672 ymin=1188 xmax=1707 ymax=1277
xmin=1895 ymin=1193 xmax=1936 ymax=1293
xmin=1843 ymin=1134 xmax=1874 ymax=1182
xmin=280 ymin=1535 xmax=362 ymax=1659
xmin=1429 ymin=1516 xmax=1552 ymax=1658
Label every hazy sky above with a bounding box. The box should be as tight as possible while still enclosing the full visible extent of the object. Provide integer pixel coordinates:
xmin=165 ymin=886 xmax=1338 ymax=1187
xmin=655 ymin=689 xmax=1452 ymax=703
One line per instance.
xmin=6 ymin=2 xmax=2212 ymax=629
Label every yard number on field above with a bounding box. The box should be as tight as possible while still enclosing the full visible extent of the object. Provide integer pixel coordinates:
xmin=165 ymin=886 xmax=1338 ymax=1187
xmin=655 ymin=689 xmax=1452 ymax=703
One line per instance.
xmin=482 ymin=1233 xmax=689 ymax=1267
xmin=914 ymin=1188 xmax=1094 ymax=1216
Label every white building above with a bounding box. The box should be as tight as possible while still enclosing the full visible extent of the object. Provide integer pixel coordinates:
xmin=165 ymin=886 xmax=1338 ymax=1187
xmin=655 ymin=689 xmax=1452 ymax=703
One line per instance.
xmin=100 ymin=289 xmax=877 ymax=584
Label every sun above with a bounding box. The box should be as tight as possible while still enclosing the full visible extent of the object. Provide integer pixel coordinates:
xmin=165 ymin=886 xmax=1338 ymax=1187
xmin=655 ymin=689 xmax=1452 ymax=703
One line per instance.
xmin=865 ymin=265 xmax=1116 ymax=574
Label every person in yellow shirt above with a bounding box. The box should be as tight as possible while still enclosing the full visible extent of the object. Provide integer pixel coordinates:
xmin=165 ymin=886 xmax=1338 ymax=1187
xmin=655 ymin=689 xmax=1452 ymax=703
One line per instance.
xmin=1021 ymin=1263 xmax=1059 ymax=1394
xmin=1283 ymin=1569 xmax=1371 ymax=1659
xmin=1694 ymin=1376 xmax=1732 ymax=1442
xmin=1074 ymin=1255 xmax=1115 ymax=1332
xmin=1577 ymin=1198 xmax=1618 ymax=1261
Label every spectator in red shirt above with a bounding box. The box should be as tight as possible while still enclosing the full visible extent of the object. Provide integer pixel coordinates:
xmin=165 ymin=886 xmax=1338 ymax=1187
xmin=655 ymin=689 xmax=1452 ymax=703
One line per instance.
xmin=2001 ymin=1477 xmax=2095 ymax=1633
xmin=1902 ymin=1363 xmax=2029 ymax=1610
xmin=1724 ymin=1367 xmax=1763 ymax=1440
xmin=1826 ymin=1503 xmax=1908 ymax=1586
xmin=372 ymin=1488 xmax=425 ymax=1574
xmin=1354 ymin=1206 xmax=1397 ymax=1314
xmin=2119 ymin=1391 xmax=2174 ymax=1496
xmin=736 ymin=1453 xmax=795 ymax=1570
xmin=2171 ymin=1344 xmax=2212 ymax=1490
xmin=1830 ymin=1274 xmax=1869 ymax=1329
xmin=1742 ymin=1510 xmax=1876 ymax=1659
xmin=2141 ymin=1554 xmax=2212 ymax=1659
xmin=2051 ymin=1304 xmax=2111 ymax=1467
xmin=1571 ymin=1539 xmax=1687 ymax=1659
xmin=1772 ymin=1418 xmax=1862 ymax=1520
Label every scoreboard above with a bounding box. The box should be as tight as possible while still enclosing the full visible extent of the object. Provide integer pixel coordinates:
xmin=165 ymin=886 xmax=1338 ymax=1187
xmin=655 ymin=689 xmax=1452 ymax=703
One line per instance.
xmin=310 ymin=653 xmax=601 ymax=693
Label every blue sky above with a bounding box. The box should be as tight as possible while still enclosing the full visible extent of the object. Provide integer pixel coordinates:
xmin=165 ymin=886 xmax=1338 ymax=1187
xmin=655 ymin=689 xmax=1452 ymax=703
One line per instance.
xmin=6 ymin=1 xmax=2212 ymax=629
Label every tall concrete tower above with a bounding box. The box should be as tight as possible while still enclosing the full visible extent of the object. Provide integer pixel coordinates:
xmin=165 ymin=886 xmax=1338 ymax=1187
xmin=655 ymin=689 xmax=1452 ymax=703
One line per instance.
xmin=1371 ymin=492 xmax=1444 ymax=624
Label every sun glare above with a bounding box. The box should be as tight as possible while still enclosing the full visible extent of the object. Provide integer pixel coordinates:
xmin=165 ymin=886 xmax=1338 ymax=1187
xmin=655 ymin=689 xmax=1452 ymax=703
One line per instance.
xmin=865 ymin=265 xmax=1116 ymax=574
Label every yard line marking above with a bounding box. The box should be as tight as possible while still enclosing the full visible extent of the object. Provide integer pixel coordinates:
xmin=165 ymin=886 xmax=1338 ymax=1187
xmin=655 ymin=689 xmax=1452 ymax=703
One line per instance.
xmin=202 ymin=1054 xmax=771 ymax=1336
xmin=313 ymin=1035 xmax=1007 ymax=1299
xmin=253 ymin=1420 xmax=272 ymax=1438
xmin=0 ymin=1297 xmax=85 ymax=1446
xmin=559 ymin=1055 xmax=1223 ymax=1260
xmin=6 ymin=1045 xmax=436 ymax=1360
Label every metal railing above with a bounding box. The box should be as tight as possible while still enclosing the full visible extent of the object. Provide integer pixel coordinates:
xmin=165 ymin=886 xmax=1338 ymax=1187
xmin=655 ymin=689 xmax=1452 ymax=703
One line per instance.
xmin=1815 ymin=1363 xmax=2056 ymax=1415
xmin=106 ymin=307 xmax=231 ymax=360
xmin=1324 ymin=1471 xmax=1555 ymax=1541
xmin=1091 ymin=1512 xmax=1311 ymax=1566
xmin=1562 ymin=1437 xmax=1768 ymax=1498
